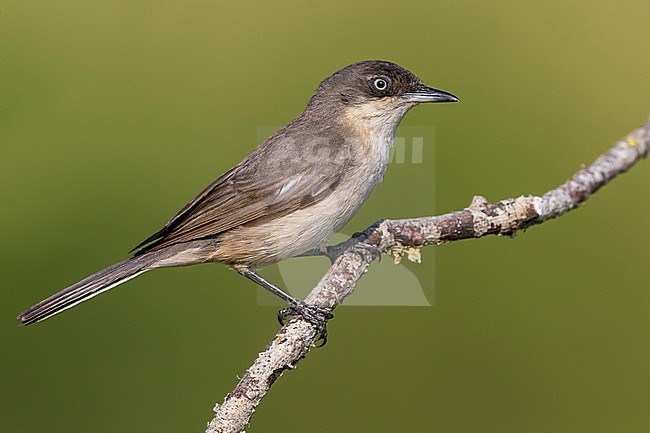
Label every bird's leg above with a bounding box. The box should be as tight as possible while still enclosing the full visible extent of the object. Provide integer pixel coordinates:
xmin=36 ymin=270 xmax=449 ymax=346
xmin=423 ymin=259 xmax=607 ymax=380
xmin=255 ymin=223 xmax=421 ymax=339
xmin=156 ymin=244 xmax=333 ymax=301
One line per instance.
xmin=237 ymin=267 xmax=296 ymax=304
xmin=236 ymin=267 xmax=333 ymax=345
xmin=296 ymin=245 xmax=328 ymax=259
xmin=298 ymin=233 xmax=382 ymax=264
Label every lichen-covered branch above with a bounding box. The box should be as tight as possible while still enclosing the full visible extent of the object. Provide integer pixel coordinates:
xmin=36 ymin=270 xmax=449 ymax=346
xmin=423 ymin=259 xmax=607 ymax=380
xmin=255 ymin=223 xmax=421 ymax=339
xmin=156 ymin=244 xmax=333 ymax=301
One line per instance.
xmin=206 ymin=117 xmax=649 ymax=433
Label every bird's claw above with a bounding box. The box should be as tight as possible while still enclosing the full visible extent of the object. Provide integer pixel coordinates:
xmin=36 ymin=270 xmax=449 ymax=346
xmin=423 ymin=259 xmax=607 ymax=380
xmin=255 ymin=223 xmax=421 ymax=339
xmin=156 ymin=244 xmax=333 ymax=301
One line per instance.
xmin=356 ymin=241 xmax=382 ymax=261
xmin=278 ymin=302 xmax=334 ymax=347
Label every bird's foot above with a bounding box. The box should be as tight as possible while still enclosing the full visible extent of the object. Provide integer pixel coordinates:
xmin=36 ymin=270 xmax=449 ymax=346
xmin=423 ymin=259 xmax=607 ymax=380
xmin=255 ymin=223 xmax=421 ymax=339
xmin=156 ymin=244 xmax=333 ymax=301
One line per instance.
xmin=278 ymin=302 xmax=334 ymax=347
xmin=323 ymin=233 xmax=382 ymax=264
xmin=355 ymin=241 xmax=382 ymax=261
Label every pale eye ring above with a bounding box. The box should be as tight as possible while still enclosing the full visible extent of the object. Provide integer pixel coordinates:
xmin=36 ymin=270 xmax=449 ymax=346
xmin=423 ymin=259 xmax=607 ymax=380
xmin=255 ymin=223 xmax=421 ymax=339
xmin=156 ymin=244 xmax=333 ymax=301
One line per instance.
xmin=373 ymin=78 xmax=388 ymax=91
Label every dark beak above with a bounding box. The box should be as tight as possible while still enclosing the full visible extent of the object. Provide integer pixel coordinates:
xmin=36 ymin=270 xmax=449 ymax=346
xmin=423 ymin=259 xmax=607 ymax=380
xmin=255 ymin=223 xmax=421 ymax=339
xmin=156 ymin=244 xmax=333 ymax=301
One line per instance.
xmin=404 ymin=85 xmax=459 ymax=103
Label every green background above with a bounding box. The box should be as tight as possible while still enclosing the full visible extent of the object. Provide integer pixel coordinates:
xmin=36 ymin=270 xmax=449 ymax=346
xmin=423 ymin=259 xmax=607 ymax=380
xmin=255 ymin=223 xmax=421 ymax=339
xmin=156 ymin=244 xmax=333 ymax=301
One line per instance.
xmin=2 ymin=1 xmax=649 ymax=432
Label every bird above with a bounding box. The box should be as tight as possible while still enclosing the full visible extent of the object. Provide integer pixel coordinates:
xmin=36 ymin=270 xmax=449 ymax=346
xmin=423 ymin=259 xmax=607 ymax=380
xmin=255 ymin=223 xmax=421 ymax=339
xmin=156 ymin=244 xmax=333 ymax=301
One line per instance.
xmin=17 ymin=60 xmax=458 ymax=330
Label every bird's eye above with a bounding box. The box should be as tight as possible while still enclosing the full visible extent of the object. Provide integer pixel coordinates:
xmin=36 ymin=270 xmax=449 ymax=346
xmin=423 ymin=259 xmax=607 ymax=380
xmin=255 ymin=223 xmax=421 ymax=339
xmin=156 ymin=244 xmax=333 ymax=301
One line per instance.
xmin=373 ymin=78 xmax=389 ymax=91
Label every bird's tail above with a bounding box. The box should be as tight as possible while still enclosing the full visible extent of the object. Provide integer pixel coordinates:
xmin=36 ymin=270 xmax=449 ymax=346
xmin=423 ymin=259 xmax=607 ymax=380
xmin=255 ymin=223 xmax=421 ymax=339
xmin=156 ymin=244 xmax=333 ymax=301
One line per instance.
xmin=17 ymin=253 xmax=159 ymax=326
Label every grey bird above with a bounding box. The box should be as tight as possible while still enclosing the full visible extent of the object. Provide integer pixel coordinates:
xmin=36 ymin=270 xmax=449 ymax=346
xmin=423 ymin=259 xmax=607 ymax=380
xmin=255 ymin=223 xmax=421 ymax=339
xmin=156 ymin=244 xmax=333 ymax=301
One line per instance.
xmin=17 ymin=60 xmax=458 ymax=329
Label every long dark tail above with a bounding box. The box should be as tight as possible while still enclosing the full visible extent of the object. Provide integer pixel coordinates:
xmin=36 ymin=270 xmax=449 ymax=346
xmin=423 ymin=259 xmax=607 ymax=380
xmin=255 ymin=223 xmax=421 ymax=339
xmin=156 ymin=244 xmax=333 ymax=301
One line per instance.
xmin=18 ymin=253 xmax=159 ymax=326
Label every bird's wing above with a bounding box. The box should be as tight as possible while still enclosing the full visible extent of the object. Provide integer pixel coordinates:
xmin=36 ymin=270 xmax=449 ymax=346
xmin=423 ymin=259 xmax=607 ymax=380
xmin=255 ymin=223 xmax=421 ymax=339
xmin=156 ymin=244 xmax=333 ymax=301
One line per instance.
xmin=133 ymin=132 xmax=350 ymax=254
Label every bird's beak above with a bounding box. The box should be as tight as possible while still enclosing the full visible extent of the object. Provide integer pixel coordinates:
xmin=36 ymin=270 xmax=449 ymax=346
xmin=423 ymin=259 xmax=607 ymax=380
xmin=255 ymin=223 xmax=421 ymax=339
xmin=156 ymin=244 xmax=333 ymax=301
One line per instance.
xmin=404 ymin=85 xmax=459 ymax=103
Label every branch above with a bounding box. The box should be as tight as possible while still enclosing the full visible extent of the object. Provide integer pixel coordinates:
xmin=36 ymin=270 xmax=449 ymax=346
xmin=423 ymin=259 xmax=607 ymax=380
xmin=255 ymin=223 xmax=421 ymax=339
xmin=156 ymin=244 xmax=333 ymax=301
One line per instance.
xmin=206 ymin=116 xmax=649 ymax=433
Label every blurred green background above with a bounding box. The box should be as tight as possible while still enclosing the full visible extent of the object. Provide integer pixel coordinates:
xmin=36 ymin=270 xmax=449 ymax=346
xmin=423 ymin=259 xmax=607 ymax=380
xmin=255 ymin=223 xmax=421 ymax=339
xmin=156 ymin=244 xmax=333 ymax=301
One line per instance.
xmin=2 ymin=1 xmax=649 ymax=432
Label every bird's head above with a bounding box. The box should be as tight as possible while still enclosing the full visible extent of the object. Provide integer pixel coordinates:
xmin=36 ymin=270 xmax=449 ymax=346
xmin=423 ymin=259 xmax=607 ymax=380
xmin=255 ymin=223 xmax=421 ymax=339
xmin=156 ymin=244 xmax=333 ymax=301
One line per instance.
xmin=307 ymin=60 xmax=459 ymax=126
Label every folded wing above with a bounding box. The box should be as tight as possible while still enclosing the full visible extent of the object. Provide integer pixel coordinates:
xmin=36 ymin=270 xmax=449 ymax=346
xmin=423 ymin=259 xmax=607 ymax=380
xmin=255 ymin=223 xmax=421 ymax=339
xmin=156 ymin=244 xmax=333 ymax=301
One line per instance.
xmin=133 ymin=130 xmax=350 ymax=254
